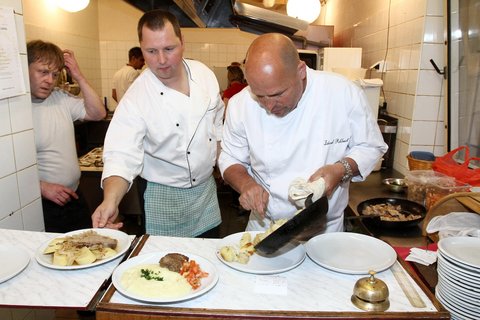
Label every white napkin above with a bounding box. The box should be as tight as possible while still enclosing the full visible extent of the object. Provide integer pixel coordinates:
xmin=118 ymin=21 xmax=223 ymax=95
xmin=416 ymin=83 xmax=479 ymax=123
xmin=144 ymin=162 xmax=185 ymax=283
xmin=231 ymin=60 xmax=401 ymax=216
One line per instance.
xmin=426 ymin=212 xmax=480 ymax=240
xmin=288 ymin=177 xmax=326 ymax=208
xmin=405 ymin=248 xmax=437 ymax=266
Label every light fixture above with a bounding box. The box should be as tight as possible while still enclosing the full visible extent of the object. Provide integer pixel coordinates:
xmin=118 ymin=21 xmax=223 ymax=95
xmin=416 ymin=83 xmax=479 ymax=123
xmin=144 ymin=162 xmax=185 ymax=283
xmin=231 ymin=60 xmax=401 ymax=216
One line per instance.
xmin=56 ymin=0 xmax=90 ymax=12
xmin=263 ymin=0 xmax=275 ymax=8
xmin=286 ymin=0 xmax=321 ymax=23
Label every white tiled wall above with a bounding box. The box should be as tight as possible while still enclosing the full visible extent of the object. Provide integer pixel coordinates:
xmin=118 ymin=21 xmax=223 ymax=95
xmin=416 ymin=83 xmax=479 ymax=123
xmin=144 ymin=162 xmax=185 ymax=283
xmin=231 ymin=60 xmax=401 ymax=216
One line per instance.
xmin=0 ymin=1 xmax=52 ymax=319
xmin=0 ymin=1 xmax=44 ymax=232
xmin=324 ymin=0 xmax=446 ymax=174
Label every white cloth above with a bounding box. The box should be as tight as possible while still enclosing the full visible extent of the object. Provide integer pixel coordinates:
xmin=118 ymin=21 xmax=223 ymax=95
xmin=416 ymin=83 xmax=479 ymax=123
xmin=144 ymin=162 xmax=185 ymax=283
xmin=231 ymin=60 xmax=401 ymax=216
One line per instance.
xmin=218 ymin=68 xmax=387 ymax=232
xmin=112 ymin=65 xmax=141 ymax=104
xmin=426 ymin=212 xmax=480 ymax=239
xmin=288 ymin=177 xmax=325 ymax=207
xmin=32 ymin=88 xmax=87 ymax=191
xmin=405 ymin=248 xmax=437 ymax=266
xmin=102 ymin=59 xmax=224 ymax=189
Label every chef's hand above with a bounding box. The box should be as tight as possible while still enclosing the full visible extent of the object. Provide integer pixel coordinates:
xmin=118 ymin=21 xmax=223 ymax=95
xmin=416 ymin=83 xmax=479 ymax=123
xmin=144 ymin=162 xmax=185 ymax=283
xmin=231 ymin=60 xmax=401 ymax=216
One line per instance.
xmin=40 ymin=181 xmax=78 ymax=206
xmin=238 ymin=180 xmax=269 ymax=217
xmin=309 ymin=163 xmax=345 ymax=197
xmin=63 ymin=49 xmax=85 ymax=83
xmin=91 ymin=200 xmax=123 ymax=230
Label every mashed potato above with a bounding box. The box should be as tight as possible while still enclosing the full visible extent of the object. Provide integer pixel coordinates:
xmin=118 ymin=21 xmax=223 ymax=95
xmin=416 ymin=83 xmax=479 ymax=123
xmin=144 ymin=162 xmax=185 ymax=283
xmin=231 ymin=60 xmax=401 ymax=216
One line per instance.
xmin=121 ymin=264 xmax=192 ymax=298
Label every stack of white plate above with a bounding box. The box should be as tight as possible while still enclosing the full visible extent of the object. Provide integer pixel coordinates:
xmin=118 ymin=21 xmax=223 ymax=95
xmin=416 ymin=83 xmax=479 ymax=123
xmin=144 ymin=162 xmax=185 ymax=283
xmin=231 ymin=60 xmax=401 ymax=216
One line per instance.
xmin=436 ymin=237 xmax=480 ymax=320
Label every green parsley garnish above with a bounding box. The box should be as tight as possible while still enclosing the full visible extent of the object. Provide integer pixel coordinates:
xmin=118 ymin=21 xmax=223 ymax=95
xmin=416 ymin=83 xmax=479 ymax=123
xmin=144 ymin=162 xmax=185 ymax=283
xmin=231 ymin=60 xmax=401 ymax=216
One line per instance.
xmin=140 ymin=268 xmax=164 ymax=281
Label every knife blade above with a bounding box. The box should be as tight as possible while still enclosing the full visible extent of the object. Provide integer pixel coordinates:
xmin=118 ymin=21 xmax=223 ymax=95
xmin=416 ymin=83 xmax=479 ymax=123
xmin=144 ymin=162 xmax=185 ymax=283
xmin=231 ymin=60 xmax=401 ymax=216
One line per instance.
xmin=254 ymin=196 xmax=329 ymax=255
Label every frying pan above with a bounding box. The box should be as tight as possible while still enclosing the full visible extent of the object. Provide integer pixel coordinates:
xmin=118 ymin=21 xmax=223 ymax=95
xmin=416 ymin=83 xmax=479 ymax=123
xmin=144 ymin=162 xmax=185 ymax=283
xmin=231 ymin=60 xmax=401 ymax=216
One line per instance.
xmin=254 ymin=196 xmax=329 ymax=255
xmin=356 ymin=198 xmax=426 ymax=228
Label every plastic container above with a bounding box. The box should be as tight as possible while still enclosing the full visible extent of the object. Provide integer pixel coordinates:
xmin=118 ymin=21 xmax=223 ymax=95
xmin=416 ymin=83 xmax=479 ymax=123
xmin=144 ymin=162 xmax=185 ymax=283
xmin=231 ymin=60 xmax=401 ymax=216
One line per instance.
xmin=404 ymin=170 xmax=454 ymax=205
xmin=425 ymin=180 xmax=471 ymax=210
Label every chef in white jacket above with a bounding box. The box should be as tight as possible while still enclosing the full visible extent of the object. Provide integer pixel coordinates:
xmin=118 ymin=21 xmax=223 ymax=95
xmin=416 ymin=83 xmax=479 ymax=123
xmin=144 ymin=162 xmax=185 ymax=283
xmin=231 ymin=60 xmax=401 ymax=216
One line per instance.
xmin=218 ymin=33 xmax=387 ymax=232
xmin=92 ymin=10 xmax=224 ymax=237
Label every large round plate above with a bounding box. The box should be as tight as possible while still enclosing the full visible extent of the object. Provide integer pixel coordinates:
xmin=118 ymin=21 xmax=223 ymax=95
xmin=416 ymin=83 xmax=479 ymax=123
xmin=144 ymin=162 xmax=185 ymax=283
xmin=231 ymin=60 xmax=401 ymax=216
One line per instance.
xmin=356 ymin=198 xmax=426 ymax=228
xmin=35 ymin=228 xmax=131 ymax=270
xmin=0 ymin=245 xmax=30 ymax=283
xmin=438 ymin=236 xmax=480 ymax=269
xmin=112 ymin=251 xmax=218 ymax=303
xmin=305 ymin=232 xmax=396 ymax=274
xmin=216 ymin=231 xmax=306 ymax=274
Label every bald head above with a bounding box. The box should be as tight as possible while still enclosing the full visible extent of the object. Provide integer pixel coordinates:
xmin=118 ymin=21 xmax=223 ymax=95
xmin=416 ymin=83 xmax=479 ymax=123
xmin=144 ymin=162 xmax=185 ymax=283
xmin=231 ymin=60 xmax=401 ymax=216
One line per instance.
xmin=245 ymin=33 xmax=300 ymax=81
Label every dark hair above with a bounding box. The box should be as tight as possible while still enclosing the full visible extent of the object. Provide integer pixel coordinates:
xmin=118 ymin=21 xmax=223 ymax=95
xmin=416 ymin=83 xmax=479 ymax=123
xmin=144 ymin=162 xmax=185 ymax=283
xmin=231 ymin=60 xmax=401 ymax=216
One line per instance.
xmin=227 ymin=65 xmax=245 ymax=83
xmin=128 ymin=47 xmax=143 ymax=60
xmin=137 ymin=10 xmax=182 ymax=42
xmin=27 ymin=40 xmax=64 ymax=70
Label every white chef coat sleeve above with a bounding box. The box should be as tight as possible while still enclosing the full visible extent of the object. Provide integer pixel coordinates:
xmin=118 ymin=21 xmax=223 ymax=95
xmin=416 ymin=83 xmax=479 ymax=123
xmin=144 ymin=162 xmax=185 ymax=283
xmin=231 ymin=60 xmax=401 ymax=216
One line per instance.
xmin=344 ymin=88 xmax=388 ymax=181
xmin=101 ymin=95 xmax=146 ymax=189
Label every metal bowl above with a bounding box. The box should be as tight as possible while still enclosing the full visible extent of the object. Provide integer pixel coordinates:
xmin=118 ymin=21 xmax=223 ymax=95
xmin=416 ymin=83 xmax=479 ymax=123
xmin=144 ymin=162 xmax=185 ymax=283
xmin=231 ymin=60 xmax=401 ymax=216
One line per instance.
xmin=382 ymin=178 xmax=407 ymax=193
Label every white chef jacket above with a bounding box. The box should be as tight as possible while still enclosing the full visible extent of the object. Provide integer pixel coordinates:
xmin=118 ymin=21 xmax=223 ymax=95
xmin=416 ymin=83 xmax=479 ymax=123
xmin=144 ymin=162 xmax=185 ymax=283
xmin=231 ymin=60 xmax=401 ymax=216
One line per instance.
xmin=112 ymin=65 xmax=141 ymax=103
xmin=102 ymin=59 xmax=224 ymax=189
xmin=32 ymin=89 xmax=86 ymax=191
xmin=218 ymin=67 xmax=388 ymax=232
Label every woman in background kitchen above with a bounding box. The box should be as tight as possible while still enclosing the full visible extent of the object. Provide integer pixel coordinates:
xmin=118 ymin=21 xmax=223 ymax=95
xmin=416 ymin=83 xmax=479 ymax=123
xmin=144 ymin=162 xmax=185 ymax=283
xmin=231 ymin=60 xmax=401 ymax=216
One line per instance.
xmin=222 ymin=64 xmax=247 ymax=119
xmin=92 ymin=10 xmax=224 ymax=238
xmin=218 ymin=33 xmax=388 ymax=233
xmin=28 ymin=40 xmax=106 ymax=232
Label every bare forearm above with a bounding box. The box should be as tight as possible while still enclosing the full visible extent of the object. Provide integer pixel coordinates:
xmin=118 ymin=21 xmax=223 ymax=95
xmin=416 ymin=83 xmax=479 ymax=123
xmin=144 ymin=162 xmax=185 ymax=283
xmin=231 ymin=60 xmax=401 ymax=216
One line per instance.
xmin=102 ymin=176 xmax=130 ymax=207
xmin=223 ymin=164 xmax=255 ymax=194
xmin=77 ymin=76 xmax=106 ymax=120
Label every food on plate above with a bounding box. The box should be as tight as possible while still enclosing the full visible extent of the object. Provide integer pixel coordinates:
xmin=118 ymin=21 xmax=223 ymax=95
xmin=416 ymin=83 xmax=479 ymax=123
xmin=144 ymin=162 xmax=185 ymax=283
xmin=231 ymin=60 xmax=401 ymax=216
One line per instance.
xmin=362 ymin=203 xmax=422 ymax=221
xmin=219 ymin=219 xmax=289 ymax=264
xmin=43 ymin=230 xmax=118 ymax=266
xmin=159 ymin=253 xmax=189 ymax=272
xmin=120 ymin=253 xmax=208 ymax=298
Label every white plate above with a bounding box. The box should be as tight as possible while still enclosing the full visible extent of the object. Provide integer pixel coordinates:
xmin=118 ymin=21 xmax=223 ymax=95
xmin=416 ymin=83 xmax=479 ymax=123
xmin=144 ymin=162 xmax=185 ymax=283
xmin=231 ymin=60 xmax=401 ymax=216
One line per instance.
xmin=215 ymin=231 xmax=306 ymax=274
xmin=112 ymin=251 xmax=218 ymax=303
xmin=438 ymin=236 xmax=480 ymax=269
xmin=305 ymin=232 xmax=396 ymax=274
xmin=35 ymin=228 xmax=131 ymax=270
xmin=0 ymin=245 xmax=30 ymax=283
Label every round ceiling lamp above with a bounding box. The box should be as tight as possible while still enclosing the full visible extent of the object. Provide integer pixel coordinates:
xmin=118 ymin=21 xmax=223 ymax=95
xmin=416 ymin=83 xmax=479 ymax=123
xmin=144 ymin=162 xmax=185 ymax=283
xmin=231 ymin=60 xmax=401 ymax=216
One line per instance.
xmin=286 ymin=0 xmax=321 ymax=23
xmin=56 ymin=0 xmax=90 ymax=12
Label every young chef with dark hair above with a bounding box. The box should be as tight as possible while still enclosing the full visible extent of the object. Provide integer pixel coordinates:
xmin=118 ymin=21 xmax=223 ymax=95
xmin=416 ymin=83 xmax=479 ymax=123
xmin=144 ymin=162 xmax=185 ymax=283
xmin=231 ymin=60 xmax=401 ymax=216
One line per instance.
xmin=92 ymin=10 xmax=224 ymax=238
xmin=218 ymin=33 xmax=388 ymax=233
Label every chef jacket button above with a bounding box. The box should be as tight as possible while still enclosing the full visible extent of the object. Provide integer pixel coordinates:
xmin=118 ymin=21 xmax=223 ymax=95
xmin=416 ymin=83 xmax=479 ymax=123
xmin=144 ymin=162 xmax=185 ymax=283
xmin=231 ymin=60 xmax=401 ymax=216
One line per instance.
xmin=160 ymin=92 xmax=164 ymax=95
xmin=192 ymin=178 xmax=196 ymax=182
xmin=176 ymin=123 xmax=179 ymax=127
xmin=209 ymin=138 xmax=212 ymax=141
xmin=187 ymin=151 xmax=191 ymax=154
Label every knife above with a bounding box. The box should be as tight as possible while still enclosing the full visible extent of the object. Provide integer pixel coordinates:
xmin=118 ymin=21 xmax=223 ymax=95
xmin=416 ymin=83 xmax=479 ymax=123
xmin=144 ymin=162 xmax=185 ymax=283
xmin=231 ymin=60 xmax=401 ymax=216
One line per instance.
xmin=254 ymin=195 xmax=329 ymax=255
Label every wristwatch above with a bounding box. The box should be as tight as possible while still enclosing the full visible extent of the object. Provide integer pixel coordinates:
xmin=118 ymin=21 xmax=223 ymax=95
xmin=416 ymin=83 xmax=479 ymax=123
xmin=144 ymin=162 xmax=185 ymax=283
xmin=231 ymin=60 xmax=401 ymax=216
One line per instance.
xmin=336 ymin=159 xmax=353 ymax=184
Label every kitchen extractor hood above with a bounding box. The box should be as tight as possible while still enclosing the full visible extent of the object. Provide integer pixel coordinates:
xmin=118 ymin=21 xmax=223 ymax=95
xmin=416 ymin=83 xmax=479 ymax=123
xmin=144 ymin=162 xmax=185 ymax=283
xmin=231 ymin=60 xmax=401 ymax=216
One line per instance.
xmin=123 ymin=0 xmax=309 ymax=36
xmin=231 ymin=1 xmax=309 ymax=35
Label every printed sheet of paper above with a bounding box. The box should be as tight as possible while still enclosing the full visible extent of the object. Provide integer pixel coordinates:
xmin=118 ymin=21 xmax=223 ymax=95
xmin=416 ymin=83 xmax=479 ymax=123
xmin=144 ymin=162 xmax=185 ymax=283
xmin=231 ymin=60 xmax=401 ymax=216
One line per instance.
xmin=0 ymin=6 xmax=26 ymax=99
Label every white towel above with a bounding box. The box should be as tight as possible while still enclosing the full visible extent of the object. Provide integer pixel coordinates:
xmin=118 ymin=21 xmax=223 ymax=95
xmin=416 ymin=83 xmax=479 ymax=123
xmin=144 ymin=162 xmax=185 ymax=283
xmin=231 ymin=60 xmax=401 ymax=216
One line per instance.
xmin=288 ymin=177 xmax=325 ymax=208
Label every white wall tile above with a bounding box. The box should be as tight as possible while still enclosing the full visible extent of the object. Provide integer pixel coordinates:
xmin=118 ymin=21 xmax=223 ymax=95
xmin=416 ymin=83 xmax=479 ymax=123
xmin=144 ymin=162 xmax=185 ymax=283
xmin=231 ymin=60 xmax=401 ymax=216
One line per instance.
xmin=426 ymin=0 xmax=444 ymax=16
xmin=434 ymin=120 xmax=446 ymax=146
xmin=0 ymin=209 xmax=24 ymax=230
xmin=416 ymin=69 xmax=443 ymax=95
xmin=17 ymin=165 xmax=40 ymax=207
xmin=21 ymin=198 xmax=44 ymax=231
xmin=420 ymin=43 xmax=444 ymax=70
xmin=0 ymin=135 xmax=15 ymax=178
xmin=411 ymin=120 xmax=437 ymax=144
xmin=12 ymin=129 xmax=36 ymax=170
xmin=423 ymin=16 xmax=445 ymax=43
xmin=0 ymin=174 xmax=21 ymax=220
xmin=413 ymin=95 xmax=440 ymax=120
xmin=9 ymin=94 xmax=33 ymax=133
xmin=0 ymin=99 xmax=12 ymax=136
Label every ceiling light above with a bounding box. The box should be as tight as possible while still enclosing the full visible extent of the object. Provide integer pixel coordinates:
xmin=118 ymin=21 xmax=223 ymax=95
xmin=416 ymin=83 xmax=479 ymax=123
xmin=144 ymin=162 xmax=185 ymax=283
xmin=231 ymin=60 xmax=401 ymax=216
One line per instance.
xmin=56 ymin=0 xmax=90 ymax=12
xmin=286 ymin=0 xmax=321 ymax=23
